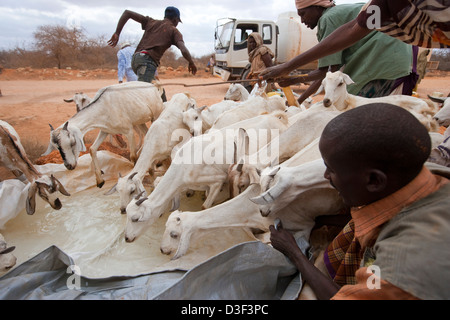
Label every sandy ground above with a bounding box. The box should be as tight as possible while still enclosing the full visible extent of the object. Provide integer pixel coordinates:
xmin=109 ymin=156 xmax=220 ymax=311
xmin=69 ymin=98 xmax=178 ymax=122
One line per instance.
xmin=0 ymin=68 xmax=449 ymax=180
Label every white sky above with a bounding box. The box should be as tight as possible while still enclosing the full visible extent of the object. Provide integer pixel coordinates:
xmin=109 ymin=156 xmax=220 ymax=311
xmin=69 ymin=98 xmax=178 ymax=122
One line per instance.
xmin=0 ymin=0 xmax=365 ymax=57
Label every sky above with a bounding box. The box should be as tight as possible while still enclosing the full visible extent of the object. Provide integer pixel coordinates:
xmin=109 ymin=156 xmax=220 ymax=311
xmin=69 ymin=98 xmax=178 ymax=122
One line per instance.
xmin=0 ymin=0 xmax=365 ymax=58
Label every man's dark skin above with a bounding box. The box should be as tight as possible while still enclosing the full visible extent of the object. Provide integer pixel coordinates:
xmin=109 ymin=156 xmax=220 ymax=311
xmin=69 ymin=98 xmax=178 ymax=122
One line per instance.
xmin=107 ymin=10 xmax=197 ymax=76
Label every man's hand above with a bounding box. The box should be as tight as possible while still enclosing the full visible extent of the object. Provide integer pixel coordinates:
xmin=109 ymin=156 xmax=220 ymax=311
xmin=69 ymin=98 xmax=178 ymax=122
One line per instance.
xmin=189 ymin=62 xmax=197 ymax=75
xmin=269 ymin=220 xmax=302 ymax=261
xmin=259 ymin=63 xmax=291 ymax=82
xmin=108 ymin=33 xmax=119 ymax=48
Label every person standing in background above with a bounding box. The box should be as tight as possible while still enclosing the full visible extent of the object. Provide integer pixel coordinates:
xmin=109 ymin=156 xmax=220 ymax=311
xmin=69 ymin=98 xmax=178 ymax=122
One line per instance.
xmin=117 ymin=42 xmax=138 ymax=83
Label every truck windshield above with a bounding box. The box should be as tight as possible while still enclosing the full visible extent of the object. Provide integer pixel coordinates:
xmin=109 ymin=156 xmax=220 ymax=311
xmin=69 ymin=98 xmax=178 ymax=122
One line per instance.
xmin=215 ymin=20 xmax=235 ymax=52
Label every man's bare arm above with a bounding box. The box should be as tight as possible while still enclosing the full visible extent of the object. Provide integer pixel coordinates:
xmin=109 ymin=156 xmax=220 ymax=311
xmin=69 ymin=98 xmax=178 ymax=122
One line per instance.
xmin=260 ymin=19 xmax=371 ymax=81
xmin=108 ymin=10 xmax=146 ymax=48
xmin=176 ymin=40 xmax=197 ymax=75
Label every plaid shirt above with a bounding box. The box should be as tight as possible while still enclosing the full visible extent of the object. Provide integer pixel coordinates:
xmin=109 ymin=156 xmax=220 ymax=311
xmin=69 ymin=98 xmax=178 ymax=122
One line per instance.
xmin=324 ymin=166 xmax=450 ymax=299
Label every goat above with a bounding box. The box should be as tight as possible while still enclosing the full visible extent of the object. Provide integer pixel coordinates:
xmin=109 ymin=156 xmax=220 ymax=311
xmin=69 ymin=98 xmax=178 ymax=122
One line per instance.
xmin=43 ymin=81 xmax=165 ymax=188
xmin=210 ymin=95 xmax=287 ymax=131
xmin=0 ymin=120 xmax=70 ymax=215
xmin=227 ymin=110 xmax=339 ymax=197
xmin=105 ymin=93 xmax=197 ymax=214
xmin=182 ymin=100 xmax=238 ymax=136
xmin=224 ymin=83 xmax=250 ymax=101
xmin=433 ymin=96 xmax=450 ymax=127
xmin=123 ymin=113 xmax=290 ymax=243
xmin=317 ymin=71 xmax=439 ymax=131
xmin=0 ymin=233 xmax=16 ymax=273
xmin=160 ymin=184 xmax=272 ymax=260
xmin=250 ymin=159 xmax=345 ymax=229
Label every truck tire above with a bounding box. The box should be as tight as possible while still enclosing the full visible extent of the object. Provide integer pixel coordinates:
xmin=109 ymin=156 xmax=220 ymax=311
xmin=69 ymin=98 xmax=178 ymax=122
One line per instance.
xmin=240 ymin=68 xmax=253 ymax=93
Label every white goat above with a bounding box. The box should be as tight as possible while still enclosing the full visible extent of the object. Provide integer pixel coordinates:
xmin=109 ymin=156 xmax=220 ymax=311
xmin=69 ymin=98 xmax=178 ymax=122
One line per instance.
xmin=160 ymin=184 xmax=272 ymax=260
xmin=0 ymin=120 xmax=70 ymax=215
xmin=182 ymin=100 xmax=238 ymax=136
xmin=317 ymin=71 xmax=439 ymax=131
xmin=123 ymin=113 xmax=290 ymax=242
xmin=0 ymin=233 xmax=16 ymax=273
xmin=227 ymin=110 xmax=339 ymax=197
xmin=210 ymin=95 xmax=286 ymax=131
xmin=224 ymin=83 xmax=250 ymax=101
xmin=64 ymin=92 xmax=91 ymax=113
xmin=250 ymin=159 xmax=345 ymax=229
xmin=433 ymin=97 xmax=450 ymax=127
xmin=105 ymin=93 xmax=197 ymax=214
xmin=43 ymin=81 xmax=164 ymax=188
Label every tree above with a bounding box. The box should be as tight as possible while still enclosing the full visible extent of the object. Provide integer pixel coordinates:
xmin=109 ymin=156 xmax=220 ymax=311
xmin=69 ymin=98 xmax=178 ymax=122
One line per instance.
xmin=33 ymin=25 xmax=85 ymax=69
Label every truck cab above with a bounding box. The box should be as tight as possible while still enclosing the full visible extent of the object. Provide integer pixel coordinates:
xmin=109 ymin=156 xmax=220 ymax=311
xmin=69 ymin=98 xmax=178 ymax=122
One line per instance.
xmin=213 ymin=13 xmax=318 ymax=81
xmin=214 ymin=18 xmax=277 ymax=81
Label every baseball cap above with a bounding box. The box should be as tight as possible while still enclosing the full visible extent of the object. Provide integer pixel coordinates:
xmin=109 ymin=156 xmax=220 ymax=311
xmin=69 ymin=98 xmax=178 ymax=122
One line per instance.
xmin=165 ymin=6 xmax=182 ymax=23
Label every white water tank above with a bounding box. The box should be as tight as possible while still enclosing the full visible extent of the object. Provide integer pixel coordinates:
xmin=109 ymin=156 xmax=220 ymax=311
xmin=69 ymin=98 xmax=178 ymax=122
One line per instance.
xmin=276 ymin=12 xmax=318 ymax=68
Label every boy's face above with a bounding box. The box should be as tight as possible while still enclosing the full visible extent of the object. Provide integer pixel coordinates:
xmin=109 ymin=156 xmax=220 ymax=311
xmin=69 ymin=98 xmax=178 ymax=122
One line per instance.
xmin=319 ymin=137 xmax=370 ymax=208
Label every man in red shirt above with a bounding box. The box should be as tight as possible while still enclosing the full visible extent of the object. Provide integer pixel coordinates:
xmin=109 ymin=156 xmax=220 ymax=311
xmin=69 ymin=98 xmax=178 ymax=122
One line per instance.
xmin=108 ymin=7 xmax=197 ymax=101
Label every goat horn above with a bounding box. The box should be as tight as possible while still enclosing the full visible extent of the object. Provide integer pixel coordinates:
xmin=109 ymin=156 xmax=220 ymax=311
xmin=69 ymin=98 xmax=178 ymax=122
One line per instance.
xmin=135 ymin=197 xmax=148 ymax=206
xmin=49 ymin=124 xmax=55 ymax=131
xmin=134 ymin=190 xmax=146 ymax=200
xmin=129 ymin=172 xmax=138 ymax=180
xmin=236 ymin=161 xmax=244 ymax=172
xmin=0 ymin=246 xmax=16 ymax=255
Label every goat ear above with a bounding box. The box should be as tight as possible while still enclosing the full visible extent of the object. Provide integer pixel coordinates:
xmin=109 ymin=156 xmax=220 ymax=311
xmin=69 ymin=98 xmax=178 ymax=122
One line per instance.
xmin=72 ymin=128 xmax=86 ymax=152
xmin=131 ymin=213 xmax=144 ymax=223
xmin=342 ymin=73 xmax=354 ymax=85
xmin=248 ymin=166 xmax=261 ymax=185
xmin=199 ymin=105 xmax=208 ymax=112
xmin=170 ymin=194 xmax=181 ymax=212
xmin=64 ymin=98 xmax=73 ymax=103
xmin=52 ymin=175 xmax=71 ymax=196
xmin=172 ymin=232 xmax=192 ymax=260
xmin=26 ymin=183 xmax=38 ymax=215
xmin=313 ymin=83 xmax=324 ymax=96
xmin=42 ymin=142 xmax=56 ymax=156
xmin=63 ymin=122 xmax=69 ymax=131
xmin=267 ymin=166 xmax=281 ymax=177
xmin=104 ymin=183 xmax=117 ymax=196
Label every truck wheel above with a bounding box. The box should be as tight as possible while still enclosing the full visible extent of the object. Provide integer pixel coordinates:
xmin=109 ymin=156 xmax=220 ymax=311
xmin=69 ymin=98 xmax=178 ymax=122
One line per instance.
xmin=241 ymin=68 xmax=253 ymax=93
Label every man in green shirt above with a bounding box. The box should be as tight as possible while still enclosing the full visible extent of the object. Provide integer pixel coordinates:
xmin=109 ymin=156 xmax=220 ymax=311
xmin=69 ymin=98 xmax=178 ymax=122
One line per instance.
xmin=285 ymin=1 xmax=414 ymax=105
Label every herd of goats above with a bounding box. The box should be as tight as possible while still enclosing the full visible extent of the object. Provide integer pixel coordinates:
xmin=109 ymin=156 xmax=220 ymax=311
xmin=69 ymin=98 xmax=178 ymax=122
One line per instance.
xmin=1 ymin=70 xmax=449 ymax=273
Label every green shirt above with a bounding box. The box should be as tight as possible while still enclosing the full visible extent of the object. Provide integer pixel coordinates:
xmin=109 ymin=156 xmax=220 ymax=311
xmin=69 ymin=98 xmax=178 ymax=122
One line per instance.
xmin=317 ymin=4 xmax=413 ymax=95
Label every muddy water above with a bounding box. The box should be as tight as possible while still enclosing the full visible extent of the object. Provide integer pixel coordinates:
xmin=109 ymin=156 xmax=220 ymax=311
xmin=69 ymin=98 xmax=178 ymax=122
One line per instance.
xmin=1 ymin=181 xmax=255 ymax=279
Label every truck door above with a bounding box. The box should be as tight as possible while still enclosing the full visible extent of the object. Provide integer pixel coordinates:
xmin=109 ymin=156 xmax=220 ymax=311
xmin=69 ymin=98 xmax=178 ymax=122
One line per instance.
xmin=231 ymin=23 xmax=259 ymax=72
